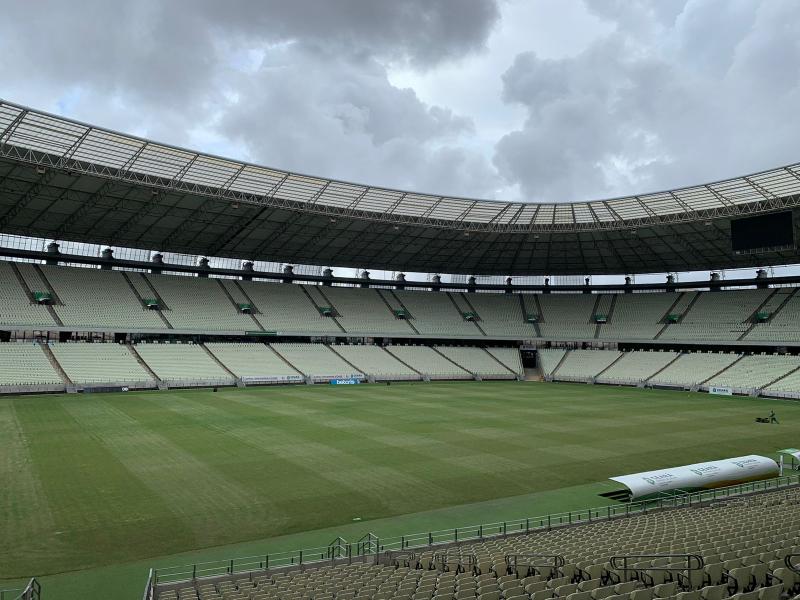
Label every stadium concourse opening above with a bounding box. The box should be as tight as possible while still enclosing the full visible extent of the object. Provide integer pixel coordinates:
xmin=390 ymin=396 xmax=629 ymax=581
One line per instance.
xmin=1 ymin=101 xmax=800 ymax=600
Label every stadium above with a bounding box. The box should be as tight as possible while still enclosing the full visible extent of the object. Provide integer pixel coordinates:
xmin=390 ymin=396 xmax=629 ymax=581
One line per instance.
xmin=1 ymin=95 xmax=800 ymax=600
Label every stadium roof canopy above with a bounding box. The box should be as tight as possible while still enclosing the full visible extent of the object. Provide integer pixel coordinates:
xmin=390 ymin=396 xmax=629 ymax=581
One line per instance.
xmin=1 ymin=99 xmax=799 ymax=276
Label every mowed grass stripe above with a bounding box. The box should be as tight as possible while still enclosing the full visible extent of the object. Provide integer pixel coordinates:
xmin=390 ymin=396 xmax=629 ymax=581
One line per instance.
xmin=62 ymin=398 xmax=269 ymax=539
xmin=158 ymin=391 xmax=464 ymax=521
xmin=4 ymin=381 xmax=798 ymax=582
xmin=0 ymin=400 xmax=62 ymax=572
xmin=7 ymin=397 xmax=186 ymax=576
xmin=224 ymin=387 xmax=549 ymax=500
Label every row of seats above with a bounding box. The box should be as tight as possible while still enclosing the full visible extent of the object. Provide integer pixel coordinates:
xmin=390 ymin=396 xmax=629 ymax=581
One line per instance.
xmin=0 ymin=342 xmax=522 ymax=389
xmin=154 ymin=486 xmax=800 ymax=600
xmin=1 ymin=262 xmax=799 ymax=342
xmin=3 ymin=343 xmax=800 ymax=394
xmin=545 ymin=349 xmax=800 ymax=393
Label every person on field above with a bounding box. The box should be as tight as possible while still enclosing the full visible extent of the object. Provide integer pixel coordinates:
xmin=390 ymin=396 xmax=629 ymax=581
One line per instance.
xmin=769 ymin=410 xmax=779 ymax=424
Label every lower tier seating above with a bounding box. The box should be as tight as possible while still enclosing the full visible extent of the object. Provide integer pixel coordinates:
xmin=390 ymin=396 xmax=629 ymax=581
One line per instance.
xmin=330 ymin=345 xmax=421 ymax=381
xmin=485 ymin=347 xmax=524 ymax=376
xmin=596 ymin=351 xmax=680 ymax=385
xmin=434 ymin=346 xmax=516 ymax=379
xmin=538 ymin=349 xmax=567 ymax=377
xmin=648 ymin=353 xmax=741 ymax=388
xmin=3 ymin=344 xmax=800 ymax=397
xmin=50 ymin=342 xmax=154 ymax=385
xmin=0 ymin=342 xmax=61 ymax=386
xmin=385 ymin=346 xmax=472 ymax=379
xmin=204 ymin=343 xmax=302 ymax=383
xmin=269 ymin=343 xmax=364 ymax=382
xmin=155 ymin=486 xmax=800 ymax=600
xmin=552 ymin=350 xmax=622 ymax=381
xmin=134 ymin=343 xmax=234 ymax=386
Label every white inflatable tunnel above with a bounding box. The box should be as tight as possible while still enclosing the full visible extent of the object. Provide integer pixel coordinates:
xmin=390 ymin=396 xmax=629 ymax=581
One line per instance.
xmin=610 ymin=455 xmax=779 ymax=499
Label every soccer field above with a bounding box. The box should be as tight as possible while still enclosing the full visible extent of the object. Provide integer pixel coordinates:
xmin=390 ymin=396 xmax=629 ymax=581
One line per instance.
xmin=1 ymin=381 xmax=797 ymax=597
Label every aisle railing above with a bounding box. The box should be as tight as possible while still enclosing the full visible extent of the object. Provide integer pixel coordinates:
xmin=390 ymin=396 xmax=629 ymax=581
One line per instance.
xmin=150 ymin=473 xmax=800 ymax=588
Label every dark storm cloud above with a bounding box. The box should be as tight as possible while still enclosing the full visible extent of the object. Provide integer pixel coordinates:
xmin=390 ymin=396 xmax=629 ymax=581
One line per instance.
xmin=494 ymin=0 xmax=800 ymax=203
xmin=0 ymin=0 xmax=501 ymax=194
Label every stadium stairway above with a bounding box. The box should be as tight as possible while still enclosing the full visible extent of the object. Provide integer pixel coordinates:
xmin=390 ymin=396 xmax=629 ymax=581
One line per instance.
xmin=7 ymin=261 xmax=36 ymax=304
xmin=200 ymin=343 xmax=244 ymax=386
xmin=127 ymin=343 xmax=166 ymax=389
xmin=382 ymin=290 xmax=422 ymax=335
xmin=136 ymin=273 xmax=175 ymax=329
xmin=327 ymin=345 xmax=372 ymax=381
xmin=699 ymin=355 xmax=747 ymax=388
xmin=762 ymin=363 xmax=800 ymax=391
xmin=303 ymin=286 xmax=347 ymax=333
xmin=233 ymin=280 xmax=262 ymax=313
xmin=431 ymin=346 xmax=478 ymax=380
xmin=738 ymin=290 xmax=781 ymax=340
xmin=380 ymin=346 xmax=425 ymax=379
xmin=483 ymin=348 xmax=522 ymax=379
xmin=451 ymin=293 xmax=489 ymax=336
xmin=447 ymin=292 xmax=487 ymax=336
xmin=518 ymin=295 xmax=542 ymax=337
xmin=38 ymin=342 xmax=73 ymax=387
xmin=549 ymin=351 xmax=570 ymax=379
xmin=644 ymin=353 xmax=684 ymax=383
xmin=523 ymin=366 xmax=543 ymax=381
xmin=654 ymin=293 xmax=696 ymax=339
xmin=216 ymin=279 xmax=265 ymax=332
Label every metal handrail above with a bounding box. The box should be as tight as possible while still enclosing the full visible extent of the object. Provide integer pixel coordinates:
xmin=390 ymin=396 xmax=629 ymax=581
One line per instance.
xmin=609 ymin=554 xmax=704 ymax=571
xmin=149 ymin=475 xmax=800 ymax=588
xmin=0 ymin=579 xmax=41 ymax=600
xmin=506 ymin=554 xmax=566 ymax=569
xmin=786 ymin=554 xmax=800 ymax=575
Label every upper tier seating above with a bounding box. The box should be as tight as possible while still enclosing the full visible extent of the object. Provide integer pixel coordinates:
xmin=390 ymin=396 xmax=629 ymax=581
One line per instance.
xmin=15 ymin=262 xmax=50 ymax=295
xmin=269 ymin=343 xmax=363 ymax=382
xmin=705 ymin=353 xmax=800 ymax=392
xmin=394 ymin=291 xmax=481 ymax=336
xmin=385 ymin=346 xmax=472 ymax=379
xmin=485 ymin=347 xmax=524 ymax=376
xmin=0 ymin=261 xmax=56 ymax=327
xmin=157 ymin=486 xmax=800 ymax=600
xmin=463 ymin=293 xmax=538 ymax=337
xmin=42 ymin=265 xmax=165 ymax=330
xmin=746 ymin=290 xmax=800 ymax=342
xmin=50 ymin=343 xmax=153 ymax=385
xmin=537 ymin=294 xmax=596 ymax=340
xmin=317 ymin=286 xmax=414 ymax=335
xmin=596 ymin=350 xmax=680 ymax=384
xmin=145 ymin=274 xmax=256 ymax=331
xmin=240 ymin=281 xmax=341 ymax=334
xmin=433 ymin=346 xmax=516 ymax=379
xmin=330 ymin=345 xmax=420 ymax=380
xmin=3 ymin=261 xmax=800 ymax=345
xmin=660 ymin=289 xmax=771 ymax=342
xmin=134 ymin=343 xmax=233 ymax=385
xmin=647 ymin=352 xmax=741 ymax=388
xmin=598 ymin=293 xmax=677 ymax=340
xmin=553 ymin=349 xmax=622 ymax=381
xmin=0 ymin=342 xmax=61 ymax=386
xmin=204 ymin=343 xmax=302 ymax=382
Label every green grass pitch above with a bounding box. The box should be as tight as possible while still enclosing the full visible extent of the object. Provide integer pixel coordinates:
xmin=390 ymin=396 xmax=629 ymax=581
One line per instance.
xmin=1 ymin=381 xmax=797 ymax=599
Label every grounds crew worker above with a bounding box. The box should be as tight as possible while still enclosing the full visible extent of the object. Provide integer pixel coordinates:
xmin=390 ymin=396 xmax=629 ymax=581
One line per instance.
xmin=770 ymin=410 xmax=779 ymax=424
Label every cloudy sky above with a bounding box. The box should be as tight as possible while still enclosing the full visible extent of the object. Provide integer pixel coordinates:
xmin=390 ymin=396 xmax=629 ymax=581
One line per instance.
xmin=3 ymin=0 xmax=799 ymax=207
xmin=1 ymin=0 xmax=799 ymax=280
